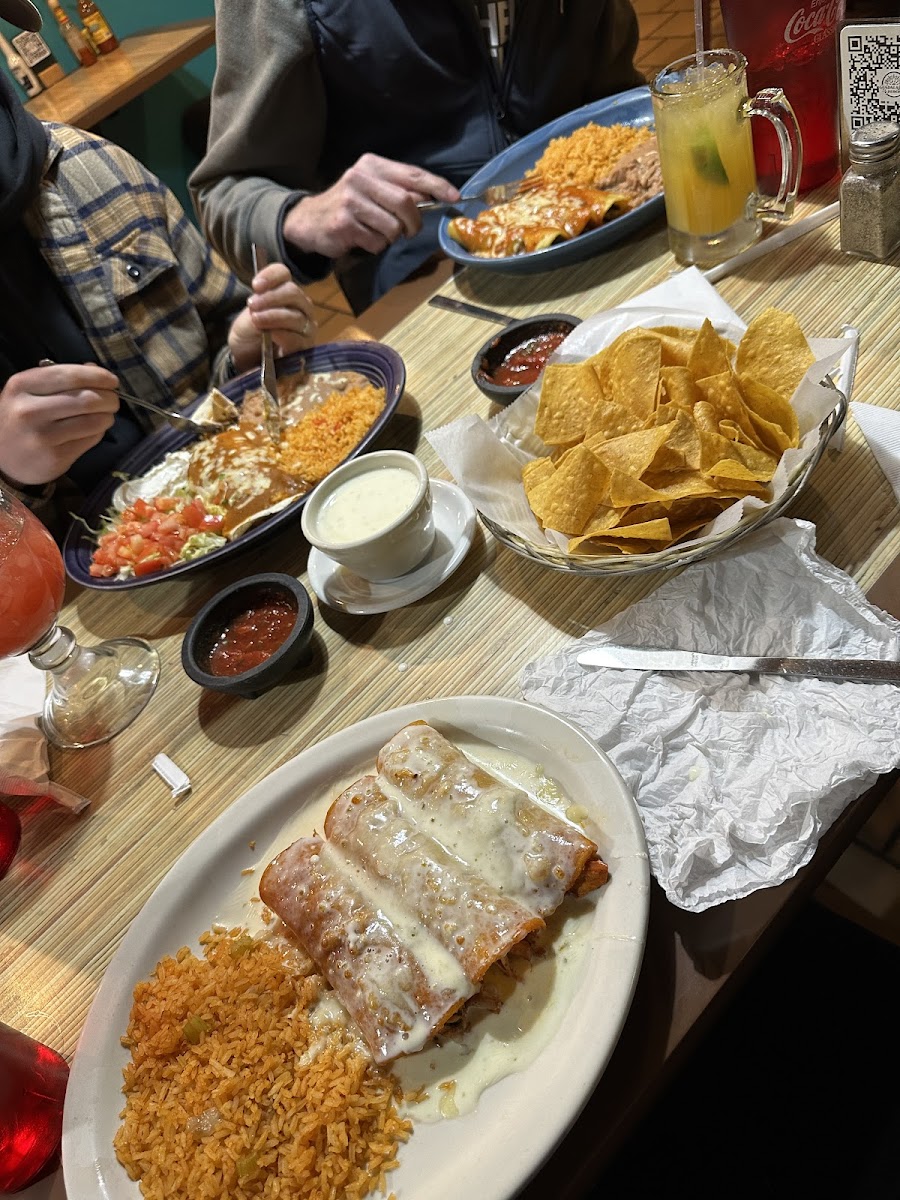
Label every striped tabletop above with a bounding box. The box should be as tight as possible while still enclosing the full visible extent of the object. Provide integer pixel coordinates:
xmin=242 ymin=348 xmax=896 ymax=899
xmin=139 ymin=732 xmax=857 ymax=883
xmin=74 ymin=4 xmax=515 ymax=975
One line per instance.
xmin=3 ymin=191 xmax=898 ymax=1190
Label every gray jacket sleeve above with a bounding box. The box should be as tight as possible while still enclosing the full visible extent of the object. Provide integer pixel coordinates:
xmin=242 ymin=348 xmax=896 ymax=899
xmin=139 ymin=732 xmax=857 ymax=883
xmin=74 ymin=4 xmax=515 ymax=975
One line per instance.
xmin=189 ymin=0 xmax=330 ymax=282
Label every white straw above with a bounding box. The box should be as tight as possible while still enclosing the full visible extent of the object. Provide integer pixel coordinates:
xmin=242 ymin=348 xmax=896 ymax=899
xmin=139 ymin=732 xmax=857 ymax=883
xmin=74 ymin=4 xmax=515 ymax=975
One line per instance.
xmin=694 ymin=0 xmax=705 ymax=66
xmin=703 ymin=202 xmax=840 ymax=283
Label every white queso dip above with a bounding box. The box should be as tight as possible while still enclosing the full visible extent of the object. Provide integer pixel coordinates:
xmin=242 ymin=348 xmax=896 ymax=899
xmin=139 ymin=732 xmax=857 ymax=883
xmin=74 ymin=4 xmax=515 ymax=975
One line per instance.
xmin=317 ymin=466 xmax=420 ymax=545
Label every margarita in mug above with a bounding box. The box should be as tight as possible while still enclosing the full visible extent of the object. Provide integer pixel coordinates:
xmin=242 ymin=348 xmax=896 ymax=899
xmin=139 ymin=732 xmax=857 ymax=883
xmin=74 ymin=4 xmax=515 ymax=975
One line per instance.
xmin=654 ymin=58 xmax=757 ymax=239
xmin=652 ymin=49 xmax=800 ymax=267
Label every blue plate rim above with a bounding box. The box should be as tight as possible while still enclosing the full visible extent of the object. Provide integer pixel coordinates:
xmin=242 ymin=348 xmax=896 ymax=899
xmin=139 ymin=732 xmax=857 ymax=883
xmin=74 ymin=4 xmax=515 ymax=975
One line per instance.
xmin=437 ymin=85 xmax=664 ymax=273
xmin=63 ymin=341 xmax=406 ymax=591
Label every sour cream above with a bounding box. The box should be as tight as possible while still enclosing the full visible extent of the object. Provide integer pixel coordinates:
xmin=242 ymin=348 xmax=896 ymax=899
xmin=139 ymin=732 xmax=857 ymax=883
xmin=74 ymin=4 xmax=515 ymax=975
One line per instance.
xmin=316 ymin=466 xmax=420 ymax=545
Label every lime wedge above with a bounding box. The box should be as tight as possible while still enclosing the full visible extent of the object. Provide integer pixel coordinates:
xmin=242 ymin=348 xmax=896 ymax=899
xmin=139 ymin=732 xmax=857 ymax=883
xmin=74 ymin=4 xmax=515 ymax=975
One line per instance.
xmin=690 ymin=134 xmax=729 ymax=185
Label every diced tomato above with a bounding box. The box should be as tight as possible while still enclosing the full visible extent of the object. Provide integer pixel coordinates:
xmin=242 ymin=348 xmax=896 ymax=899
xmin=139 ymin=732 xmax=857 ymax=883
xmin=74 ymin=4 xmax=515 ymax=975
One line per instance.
xmin=90 ymin=495 xmax=225 ymax=579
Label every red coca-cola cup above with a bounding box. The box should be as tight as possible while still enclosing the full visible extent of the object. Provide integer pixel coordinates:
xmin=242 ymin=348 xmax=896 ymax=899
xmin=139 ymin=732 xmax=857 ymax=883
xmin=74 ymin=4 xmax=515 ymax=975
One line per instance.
xmin=0 ymin=801 xmax=21 ymax=878
xmin=0 ymin=1023 xmax=69 ymax=1193
xmin=719 ymin=0 xmax=846 ymax=192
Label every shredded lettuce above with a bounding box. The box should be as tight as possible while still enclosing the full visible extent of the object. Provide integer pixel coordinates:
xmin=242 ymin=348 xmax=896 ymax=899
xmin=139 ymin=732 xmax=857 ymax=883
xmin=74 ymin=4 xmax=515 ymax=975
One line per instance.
xmin=180 ymin=532 xmax=228 ymax=561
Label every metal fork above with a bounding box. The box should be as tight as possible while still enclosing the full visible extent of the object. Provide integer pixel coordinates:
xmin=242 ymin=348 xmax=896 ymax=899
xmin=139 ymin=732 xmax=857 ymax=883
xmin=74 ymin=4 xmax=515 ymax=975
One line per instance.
xmin=417 ymin=174 xmax=544 ymax=212
xmin=36 ymin=359 xmax=228 ymax=435
xmin=118 ymin=389 xmax=230 ymax=435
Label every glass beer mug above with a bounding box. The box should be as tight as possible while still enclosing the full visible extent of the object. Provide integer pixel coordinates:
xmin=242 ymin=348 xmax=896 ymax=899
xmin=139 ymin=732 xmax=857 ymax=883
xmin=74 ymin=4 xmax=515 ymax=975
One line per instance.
xmin=651 ymin=48 xmax=802 ymax=268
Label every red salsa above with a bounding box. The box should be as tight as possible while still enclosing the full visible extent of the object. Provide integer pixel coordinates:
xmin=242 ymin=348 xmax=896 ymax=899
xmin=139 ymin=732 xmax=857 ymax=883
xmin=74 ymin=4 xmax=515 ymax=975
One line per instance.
xmin=206 ymin=596 xmax=297 ymax=677
xmin=484 ymin=329 xmax=569 ymax=388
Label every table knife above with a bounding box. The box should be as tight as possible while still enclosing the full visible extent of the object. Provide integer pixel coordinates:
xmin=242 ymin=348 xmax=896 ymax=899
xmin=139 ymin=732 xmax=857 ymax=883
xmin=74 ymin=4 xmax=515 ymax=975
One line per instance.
xmin=427 ymin=294 xmax=514 ymax=325
xmin=576 ymin=646 xmax=900 ymax=683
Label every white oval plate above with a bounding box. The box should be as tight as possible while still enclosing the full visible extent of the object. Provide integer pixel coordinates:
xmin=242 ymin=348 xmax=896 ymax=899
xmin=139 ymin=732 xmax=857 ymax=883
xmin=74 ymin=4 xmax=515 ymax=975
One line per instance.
xmin=307 ymin=479 xmax=477 ymax=613
xmin=62 ymin=696 xmax=649 ymax=1200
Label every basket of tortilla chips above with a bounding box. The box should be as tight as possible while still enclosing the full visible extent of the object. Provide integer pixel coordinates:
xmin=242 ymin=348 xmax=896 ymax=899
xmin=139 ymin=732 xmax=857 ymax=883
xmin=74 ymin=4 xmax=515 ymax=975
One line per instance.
xmin=428 ymin=292 xmax=852 ymax=576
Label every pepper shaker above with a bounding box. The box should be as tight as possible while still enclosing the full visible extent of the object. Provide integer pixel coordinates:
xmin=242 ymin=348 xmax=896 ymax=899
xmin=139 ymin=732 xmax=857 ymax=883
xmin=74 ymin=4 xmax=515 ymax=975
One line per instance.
xmin=839 ymin=120 xmax=900 ymax=262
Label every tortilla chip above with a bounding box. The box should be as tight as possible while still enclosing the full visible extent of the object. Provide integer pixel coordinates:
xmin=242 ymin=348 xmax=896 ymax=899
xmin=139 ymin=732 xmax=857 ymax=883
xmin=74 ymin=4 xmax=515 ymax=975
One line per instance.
xmin=608 ymin=469 xmax=665 ymax=508
xmin=707 ymin=456 xmax=776 ymax=483
xmin=567 ymin=505 xmax=622 ymax=550
xmin=527 ymin=444 xmax=610 ymax=533
xmin=584 ymin=398 xmax=640 ymax=441
xmin=642 ymin=470 xmax=725 ymax=500
xmin=660 ymin=366 xmax=703 ymax=411
xmin=696 ymin=372 xmax=763 ymax=447
xmin=687 ymin=318 xmax=732 ymax=379
xmin=599 ymin=518 xmax=672 ymax=541
xmin=587 ymin=424 xmax=672 ymax=479
xmin=607 ymin=331 xmax=661 ymax=427
xmin=534 ymin=361 xmax=603 ymax=444
xmin=572 ymin=535 xmax=657 ymax=555
xmin=522 ymin=456 xmax=556 ymax=510
xmin=735 ymin=307 xmax=814 ymax=400
xmin=738 ymin=373 xmax=800 ymax=450
xmin=654 ymin=408 xmax=701 ymax=471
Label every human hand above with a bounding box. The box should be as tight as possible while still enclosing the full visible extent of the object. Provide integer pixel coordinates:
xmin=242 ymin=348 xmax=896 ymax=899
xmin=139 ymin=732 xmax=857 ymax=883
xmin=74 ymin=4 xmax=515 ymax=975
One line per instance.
xmin=282 ymin=153 xmax=460 ymax=259
xmin=0 ymin=363 xmax=119 ymax=487
xmin=228 ymin=263 xmax=317 ymax=374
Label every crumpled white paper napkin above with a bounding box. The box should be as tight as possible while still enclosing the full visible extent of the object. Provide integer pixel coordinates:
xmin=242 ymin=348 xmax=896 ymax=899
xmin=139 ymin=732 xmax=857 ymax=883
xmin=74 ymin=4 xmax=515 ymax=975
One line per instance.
xmin=427 ymin=268 xmax=855 ymax=556
xmin=520 ymin=518 xmax=900 ymax=913
xmin=851 ymin=401 xmax=900 ymax=505
xmin=0 ymin=656 xmax=88 ymax=812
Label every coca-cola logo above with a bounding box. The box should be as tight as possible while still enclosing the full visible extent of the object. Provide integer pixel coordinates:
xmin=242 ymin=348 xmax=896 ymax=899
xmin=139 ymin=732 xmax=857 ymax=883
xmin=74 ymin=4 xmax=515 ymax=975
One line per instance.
xmin=784 ymin=1 xmax=842 ymax=44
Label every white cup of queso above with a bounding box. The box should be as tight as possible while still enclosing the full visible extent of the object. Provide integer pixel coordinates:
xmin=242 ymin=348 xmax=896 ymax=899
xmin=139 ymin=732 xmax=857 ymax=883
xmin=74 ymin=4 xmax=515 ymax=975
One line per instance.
xmin=301 ymin=450 xmax=435 ymax=581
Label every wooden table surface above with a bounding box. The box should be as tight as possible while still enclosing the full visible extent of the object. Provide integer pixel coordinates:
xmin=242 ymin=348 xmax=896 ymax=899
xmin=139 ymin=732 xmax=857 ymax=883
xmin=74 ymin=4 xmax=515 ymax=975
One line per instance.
xmin=23 ymin=18 xmax=215 ymax=130
xmin=4 ymin=189 xmax=900 ymax=1198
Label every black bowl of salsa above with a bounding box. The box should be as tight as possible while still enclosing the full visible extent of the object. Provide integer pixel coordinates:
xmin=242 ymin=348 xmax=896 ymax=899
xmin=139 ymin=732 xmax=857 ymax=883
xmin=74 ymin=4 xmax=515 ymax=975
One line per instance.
xmin=181 ymin=573 xmax=314 ymax=699
xmin=471 ymin=313 xmax=582 ymax=404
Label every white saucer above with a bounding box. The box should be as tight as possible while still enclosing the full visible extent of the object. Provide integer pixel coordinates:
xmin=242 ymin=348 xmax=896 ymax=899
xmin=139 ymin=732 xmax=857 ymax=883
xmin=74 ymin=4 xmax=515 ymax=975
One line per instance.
xmin=307 ymin=479 xmax=477 ymax=614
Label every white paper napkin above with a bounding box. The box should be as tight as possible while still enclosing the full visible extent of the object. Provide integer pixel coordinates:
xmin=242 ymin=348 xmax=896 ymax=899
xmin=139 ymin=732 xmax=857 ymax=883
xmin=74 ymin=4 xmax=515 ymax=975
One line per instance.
xmin=427 ymin=268 xmax=856 ymax=556
xmin=0 ymin=656 xmax=88 ymax=813
xmin=851 ymin=401 xmax=900 ymax=505
xmin=520 ymin=518 xmax=900 ymax=913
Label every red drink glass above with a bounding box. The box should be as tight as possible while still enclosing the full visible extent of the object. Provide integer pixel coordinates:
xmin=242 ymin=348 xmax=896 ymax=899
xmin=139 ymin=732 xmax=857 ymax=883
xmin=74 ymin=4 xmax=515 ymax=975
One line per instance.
xmin=0 ymin=1022 xmax=69 ymax=1193
xmin=719 ymin=0 xmax=846 ymax=193
xmin=0 ymin=487 xmax=160 ymax=750
xmin=0 ymin=499 xmax=65 ymax=659
xmin=0 ymin=802 xmax=21 ymax=878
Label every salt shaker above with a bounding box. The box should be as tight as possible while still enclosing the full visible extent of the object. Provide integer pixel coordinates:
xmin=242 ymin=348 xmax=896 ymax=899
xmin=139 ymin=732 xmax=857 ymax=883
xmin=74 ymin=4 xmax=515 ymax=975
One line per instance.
xmin=839 ymin=120 xmax=900 ymax=262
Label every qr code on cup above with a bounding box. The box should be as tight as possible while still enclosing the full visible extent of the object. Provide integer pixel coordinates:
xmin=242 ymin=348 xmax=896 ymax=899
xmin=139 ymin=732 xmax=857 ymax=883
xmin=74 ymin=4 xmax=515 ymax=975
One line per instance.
xmin=839 ymin=20 xmax=900 ymax=132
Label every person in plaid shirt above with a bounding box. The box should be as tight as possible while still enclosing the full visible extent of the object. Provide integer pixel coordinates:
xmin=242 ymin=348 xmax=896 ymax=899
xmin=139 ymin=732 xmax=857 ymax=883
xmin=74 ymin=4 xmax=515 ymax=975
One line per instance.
xmin=0 ymin=0 xmax=315 ymax=525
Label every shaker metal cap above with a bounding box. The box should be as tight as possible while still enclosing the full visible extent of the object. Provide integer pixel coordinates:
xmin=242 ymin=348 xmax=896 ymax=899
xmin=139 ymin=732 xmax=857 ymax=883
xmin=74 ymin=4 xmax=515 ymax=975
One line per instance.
xmin=849 ymin=120 xmax=900 ymax=163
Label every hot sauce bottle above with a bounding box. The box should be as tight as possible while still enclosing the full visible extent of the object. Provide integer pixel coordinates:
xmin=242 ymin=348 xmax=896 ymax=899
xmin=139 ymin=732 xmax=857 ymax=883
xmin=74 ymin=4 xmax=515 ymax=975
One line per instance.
xmin=76 ymin=0 xmax=118 ymax=54
xmin=48 ymin=0 xmax=97 ymax=68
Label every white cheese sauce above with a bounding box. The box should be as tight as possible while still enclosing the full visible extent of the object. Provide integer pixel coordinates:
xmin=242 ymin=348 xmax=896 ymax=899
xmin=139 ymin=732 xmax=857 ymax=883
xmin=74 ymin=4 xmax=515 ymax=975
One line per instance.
xmin=316 ymin=466 xmax=419 ymax=545
xmin=212 ymin=739 xmax=600 ymax=1122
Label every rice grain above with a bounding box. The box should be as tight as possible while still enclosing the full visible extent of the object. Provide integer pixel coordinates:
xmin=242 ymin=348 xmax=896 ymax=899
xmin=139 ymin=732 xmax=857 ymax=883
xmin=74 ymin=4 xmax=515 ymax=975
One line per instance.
xmin=532 ymin=122 xmax=653 ymax=187
xmin=114 ymin=929 xmax=411 ymax=1200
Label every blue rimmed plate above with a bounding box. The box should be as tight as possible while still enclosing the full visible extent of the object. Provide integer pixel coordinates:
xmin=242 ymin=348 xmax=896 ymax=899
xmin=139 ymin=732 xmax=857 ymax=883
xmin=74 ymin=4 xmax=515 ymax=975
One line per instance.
xmin=437 ymin=86 xmax=664 ymax=274
xmin=63 ymin=341 xmax=405 ymax=590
